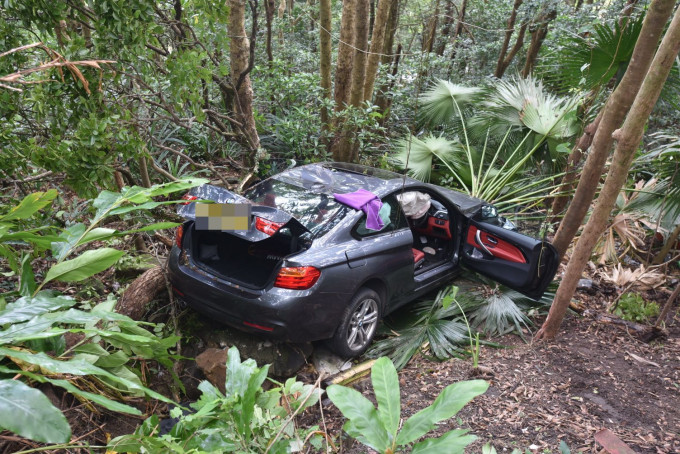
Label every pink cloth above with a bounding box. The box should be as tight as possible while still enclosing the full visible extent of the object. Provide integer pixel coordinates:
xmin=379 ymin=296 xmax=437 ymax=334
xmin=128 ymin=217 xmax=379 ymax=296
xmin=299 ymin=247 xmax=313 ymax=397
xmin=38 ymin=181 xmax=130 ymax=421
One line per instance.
xmin=333 ymin=189 xmax=384 ymax=230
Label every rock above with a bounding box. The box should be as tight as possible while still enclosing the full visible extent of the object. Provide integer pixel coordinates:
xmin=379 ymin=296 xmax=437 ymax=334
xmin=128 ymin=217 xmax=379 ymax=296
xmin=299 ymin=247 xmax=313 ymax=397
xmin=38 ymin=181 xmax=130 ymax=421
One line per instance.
xmin=577 ymin=278 xmax=593 ymax=290
xmin=311 ymin=346 xmax=352 ymax=377
xmin=196 ymin=348 xmax=229 ymax=393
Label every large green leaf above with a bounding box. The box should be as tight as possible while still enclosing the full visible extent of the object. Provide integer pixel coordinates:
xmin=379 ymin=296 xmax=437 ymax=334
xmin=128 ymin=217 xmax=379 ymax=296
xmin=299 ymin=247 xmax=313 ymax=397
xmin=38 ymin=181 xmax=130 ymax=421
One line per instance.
xmin=0 ymin=347 xmax=173 ymax=403
xmin=0 ymin=190 xmax=57 ymax=222
xmin=396 ymin=379 xmax=488 ymax=446
xmin=410 ymin=429 xmax=476 ymax=454
xmin=326 ymin=384 xmax=390 ymax=452
xmin=0 ymin=292 xmax=76 ymax=324
xmin=52 ymin=224 xmax=117 ymax=261
xmin=224 ymin=346 xmax=259 ymax=398
xmin=372 ymin=357 xmax=401 ymax=440
xmin=43 ymin=248 xmax=125 ymax=284
xmin=0 ymin=379 xmax=71 ymax=443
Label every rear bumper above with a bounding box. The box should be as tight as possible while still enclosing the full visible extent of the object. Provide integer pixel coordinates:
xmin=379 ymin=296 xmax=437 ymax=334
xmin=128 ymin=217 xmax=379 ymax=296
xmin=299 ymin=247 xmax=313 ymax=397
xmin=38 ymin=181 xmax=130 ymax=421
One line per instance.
xmin=167 ymin=246 xmax=347 ymax=343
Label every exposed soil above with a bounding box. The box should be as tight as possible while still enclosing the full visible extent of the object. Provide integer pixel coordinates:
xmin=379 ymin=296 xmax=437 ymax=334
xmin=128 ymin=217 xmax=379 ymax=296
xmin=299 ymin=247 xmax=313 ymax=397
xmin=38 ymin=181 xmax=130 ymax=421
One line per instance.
xmin=310 ymin=289 xmax=680 ymax=453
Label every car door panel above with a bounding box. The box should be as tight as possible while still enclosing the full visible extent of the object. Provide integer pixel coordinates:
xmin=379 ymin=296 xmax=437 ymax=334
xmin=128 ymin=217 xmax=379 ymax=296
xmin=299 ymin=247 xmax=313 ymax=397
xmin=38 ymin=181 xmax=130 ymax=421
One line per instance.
xmin=461 ymin=220 xmax=558 ymax=299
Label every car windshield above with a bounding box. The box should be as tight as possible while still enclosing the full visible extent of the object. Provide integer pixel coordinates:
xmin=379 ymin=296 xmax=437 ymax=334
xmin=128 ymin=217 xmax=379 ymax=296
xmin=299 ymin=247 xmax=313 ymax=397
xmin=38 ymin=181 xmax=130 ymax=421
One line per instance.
xmin=244 ymin=178 xmax=348 ymax=236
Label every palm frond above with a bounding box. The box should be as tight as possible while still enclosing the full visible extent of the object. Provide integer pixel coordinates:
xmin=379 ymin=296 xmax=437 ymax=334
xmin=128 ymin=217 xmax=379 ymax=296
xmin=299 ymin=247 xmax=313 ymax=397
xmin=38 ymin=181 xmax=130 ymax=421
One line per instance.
xmin=392 ymin=134 xmax=466 ymax=185
xmin=367 ymin=287 xmax=477 ymax=370
xmin=419 ymin=79 xmax=482 ymax=126
xmin=537 ymin=14 xmax=644 ymax=92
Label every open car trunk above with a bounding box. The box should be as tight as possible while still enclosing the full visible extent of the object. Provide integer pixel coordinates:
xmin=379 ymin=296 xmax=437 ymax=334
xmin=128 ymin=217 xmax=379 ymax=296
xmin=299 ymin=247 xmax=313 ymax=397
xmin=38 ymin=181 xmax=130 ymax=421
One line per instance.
xmin=179 ymin=184 xmax=312 ymax=289
xmin=189 ymin=225 xmax=305 ymax=288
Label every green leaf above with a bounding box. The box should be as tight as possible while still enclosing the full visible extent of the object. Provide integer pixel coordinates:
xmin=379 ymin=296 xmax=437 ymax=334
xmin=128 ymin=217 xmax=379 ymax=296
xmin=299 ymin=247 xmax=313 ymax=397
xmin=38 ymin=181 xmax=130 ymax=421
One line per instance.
xmin=396 ymin=380 xmax=488 ymax=446
xmin=0 ymin=347 xmax=173 ymax=403
xmin=0 ymin=366 xmax=141 ymax=416
xmin=19 ymin=254 xmax=36 ymax=297
xmin=52 ymin=224 xmax=117 ymax=261
xmin=410 ymin=429 xmax=476 ymax=454
xmin=372 ymin=357 xmax=401 ymax=439
xmin=0 ymin=190 xmax=57 ymax=222
xmin=224 ymin=346 xmax=258 ymax=398
xmin=43 ymin=248 xmax=125 ymax=284
xmin=0 ymin=292 xmax=76 ymax=324
xmin=326 ymin=384 xmax=390 ymax=452
xmin=0 ymin=379 xmax=71 ymax=443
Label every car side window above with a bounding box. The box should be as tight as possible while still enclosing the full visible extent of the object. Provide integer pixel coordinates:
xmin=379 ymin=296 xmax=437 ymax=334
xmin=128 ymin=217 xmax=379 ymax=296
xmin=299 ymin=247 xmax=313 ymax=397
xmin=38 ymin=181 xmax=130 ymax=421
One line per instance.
xmin=353 ymin=195 xmax=409 ymax=238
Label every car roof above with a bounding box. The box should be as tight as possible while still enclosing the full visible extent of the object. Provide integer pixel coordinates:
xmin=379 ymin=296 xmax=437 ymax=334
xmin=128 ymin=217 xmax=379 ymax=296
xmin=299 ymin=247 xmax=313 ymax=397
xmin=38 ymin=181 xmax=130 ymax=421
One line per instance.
xmin=273 ymin=162 xmax=483 ymax=216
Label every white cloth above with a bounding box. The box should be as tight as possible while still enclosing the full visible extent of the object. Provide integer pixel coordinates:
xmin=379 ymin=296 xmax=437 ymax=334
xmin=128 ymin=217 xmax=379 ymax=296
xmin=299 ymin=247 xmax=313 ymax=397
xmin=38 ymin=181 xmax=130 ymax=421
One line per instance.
xmin=396 ymin=191 xmax=431 ymax=219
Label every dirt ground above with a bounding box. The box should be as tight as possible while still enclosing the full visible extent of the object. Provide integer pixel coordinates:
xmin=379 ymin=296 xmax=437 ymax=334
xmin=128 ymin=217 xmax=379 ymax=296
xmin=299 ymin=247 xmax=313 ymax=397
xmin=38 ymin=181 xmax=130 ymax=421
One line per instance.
xmin=313 ymin=291 xmax=680 ymax=453
xmin=2 ymin=282 xmax=678 ymax=453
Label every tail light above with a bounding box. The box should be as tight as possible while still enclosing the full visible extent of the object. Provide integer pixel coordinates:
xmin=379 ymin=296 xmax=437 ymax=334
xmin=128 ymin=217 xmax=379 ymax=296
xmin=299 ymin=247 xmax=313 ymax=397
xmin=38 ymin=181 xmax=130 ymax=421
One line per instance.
xmin=255 ymin=216 xmax=284 ymax=236
xmin=274 ymin=266 xmax=321 ymax=290
xmin=175 ymin=225 xmax=184 ymax=248
xmin=181 ymin=194 xmax=198 ymax=205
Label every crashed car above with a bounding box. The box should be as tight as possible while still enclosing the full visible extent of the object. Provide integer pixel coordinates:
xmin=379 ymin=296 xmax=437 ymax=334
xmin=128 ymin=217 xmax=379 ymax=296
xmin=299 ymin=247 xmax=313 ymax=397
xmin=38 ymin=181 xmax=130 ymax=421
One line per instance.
xmin=168 ymin=162 xmax=558 ymax=357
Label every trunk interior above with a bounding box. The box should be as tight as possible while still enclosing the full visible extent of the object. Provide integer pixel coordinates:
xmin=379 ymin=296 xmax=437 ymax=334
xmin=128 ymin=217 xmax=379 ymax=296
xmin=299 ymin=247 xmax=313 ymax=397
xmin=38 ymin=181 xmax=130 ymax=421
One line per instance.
xmin=190 ymin=225 xmax=302 ymax=288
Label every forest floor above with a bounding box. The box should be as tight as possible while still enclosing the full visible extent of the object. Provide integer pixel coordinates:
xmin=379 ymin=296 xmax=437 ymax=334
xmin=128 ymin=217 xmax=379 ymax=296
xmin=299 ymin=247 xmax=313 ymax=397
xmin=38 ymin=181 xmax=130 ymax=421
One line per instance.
xmin=309 ymin=285 xmax=680 ymax=453
xmin=2 ymin=267 xmax=678 ymax=454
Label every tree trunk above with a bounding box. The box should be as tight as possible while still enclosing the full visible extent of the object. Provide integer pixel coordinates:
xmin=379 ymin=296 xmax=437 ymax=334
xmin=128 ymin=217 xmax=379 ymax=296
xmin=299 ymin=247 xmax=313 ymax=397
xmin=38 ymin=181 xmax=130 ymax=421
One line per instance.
xmin=550 ymin=0 xmax=676 ymax=259
xmin=349 ymin=0 xmax=370 ymax=108
xmin=536 ymin=4 xmax=680 ymax=341
xmin=265 ymin=0 xmax=275 ymax=64
xmin=436 ymin=0 xmax=454 ymax=55
xmin=333 ymin=0 xmax=357 ymax=112
xmin=375 ymin=43 xmax=401 ymax=125
xmin=340 ymin=0 xmax=370 ymax=161
xmin=319 ymin=0 xmax=332 ymax=130
xmin=652 ymin=221 xmax=680 ymax=264
xmin=116 ymin=266 xmax=166 ymax=321
xmin=422 ymin=0 xmax=440 ymax=53
xmin=521 ymin=7 xmax=556 ymax=78
xmin=550 ymin=110 xmax=603 ymax=220
xmin=331 ymin=0 xmax=358 ymax=161
xmin=495 ymin=0 xmax=523 ymax=78
xmin=450 ymin=0 xmax=467 ymax=44
xmin=228 ymin=0 xmax=261 ymax=167
xmin=363 ymin=0 xmax=393 ymax=102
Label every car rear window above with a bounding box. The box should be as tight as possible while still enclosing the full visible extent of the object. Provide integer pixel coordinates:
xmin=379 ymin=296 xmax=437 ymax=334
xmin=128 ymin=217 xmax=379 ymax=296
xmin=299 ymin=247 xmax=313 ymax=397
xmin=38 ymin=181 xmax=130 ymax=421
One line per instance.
xmin=244 ymin=178 xmax=347 ymax=236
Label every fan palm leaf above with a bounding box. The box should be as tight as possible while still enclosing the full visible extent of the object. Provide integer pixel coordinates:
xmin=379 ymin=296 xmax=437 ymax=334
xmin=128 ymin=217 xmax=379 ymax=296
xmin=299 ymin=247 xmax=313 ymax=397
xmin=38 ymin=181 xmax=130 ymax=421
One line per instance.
xmin=537 ymin=14 xmax=644 ymax=92
xmin=419 ymin=79 xmax=482 ymax=126
xmin=367 ymin=287 xmax=478 ymax=370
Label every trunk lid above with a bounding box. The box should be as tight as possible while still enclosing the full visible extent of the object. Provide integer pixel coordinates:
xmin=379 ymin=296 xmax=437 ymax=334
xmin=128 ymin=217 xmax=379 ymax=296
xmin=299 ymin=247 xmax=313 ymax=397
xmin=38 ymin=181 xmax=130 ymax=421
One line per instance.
xmin=178 ymin=184 xmax=311 ymax=288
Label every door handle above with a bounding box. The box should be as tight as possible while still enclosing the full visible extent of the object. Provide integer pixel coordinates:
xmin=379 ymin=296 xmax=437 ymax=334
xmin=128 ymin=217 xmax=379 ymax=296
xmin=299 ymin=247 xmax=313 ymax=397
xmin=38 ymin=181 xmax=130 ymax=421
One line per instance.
xmin=475 ymin=229 xmax=492 ymax=255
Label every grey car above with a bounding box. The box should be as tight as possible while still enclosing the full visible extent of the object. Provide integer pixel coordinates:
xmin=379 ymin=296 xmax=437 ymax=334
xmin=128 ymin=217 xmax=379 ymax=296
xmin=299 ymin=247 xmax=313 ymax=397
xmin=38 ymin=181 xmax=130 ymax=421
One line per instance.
xmin=168 ymin=162 xmax=558 ymax=357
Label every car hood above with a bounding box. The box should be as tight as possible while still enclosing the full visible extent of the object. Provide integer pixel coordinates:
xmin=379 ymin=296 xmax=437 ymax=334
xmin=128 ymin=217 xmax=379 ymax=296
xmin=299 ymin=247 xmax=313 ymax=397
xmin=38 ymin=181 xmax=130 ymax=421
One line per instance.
xmin=177 ymin=184 xmax=310 ymax=242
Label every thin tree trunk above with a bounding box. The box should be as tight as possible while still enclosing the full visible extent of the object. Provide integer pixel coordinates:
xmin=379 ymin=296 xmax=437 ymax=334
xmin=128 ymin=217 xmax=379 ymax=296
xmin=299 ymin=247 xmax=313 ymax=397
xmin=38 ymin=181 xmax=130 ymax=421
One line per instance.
xmin=495 ymin=0 xmax=523 ymax=78
xmin=265 ymin=0 xmax=275 ymax=64
xmin=319 ymin=0 xmax=332 ymax=130
xmin=228 ymin=0 xmax=261 ymax=167
xmin=521 ymin=7 xmax=557 ymax=78
xmin=537 ymin=4 xmax=680 ymax=340
xmin=363 ymin=0 xmax=393 ymax=102
xmin=331 ymin=0 xmax=358 ymax=161
xmin=551 ymin=0 xmax=676 ymax=259
xmin=333 ymin=0 xmax=357 ymax=112
xmin=436 ymin=0 xmax=454 ymax=55
xmin=138 ymin=156 xmax=151 ymax=188
xmin=349 ymin=0 xmax=370 ymax=108
xmin=375 ymin=43 xmax=401 ymax=125
xmin=550 ymin=110 xmax=603 ymax=219
xmin=448 ymin=0 xmax=467 ymax=60
xmin=653 ymin=221 xmax=680 ymax=264
xmin=422 ymin=0 xmax=440 ymax=53
xmin=339 ymin=0 xmax=370 ymax=162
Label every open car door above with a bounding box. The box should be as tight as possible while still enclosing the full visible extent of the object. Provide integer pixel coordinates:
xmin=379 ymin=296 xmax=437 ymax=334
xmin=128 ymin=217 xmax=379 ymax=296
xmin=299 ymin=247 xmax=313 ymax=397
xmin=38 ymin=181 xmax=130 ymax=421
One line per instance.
xmin=461 ymin=219 xmax=559 ymax=299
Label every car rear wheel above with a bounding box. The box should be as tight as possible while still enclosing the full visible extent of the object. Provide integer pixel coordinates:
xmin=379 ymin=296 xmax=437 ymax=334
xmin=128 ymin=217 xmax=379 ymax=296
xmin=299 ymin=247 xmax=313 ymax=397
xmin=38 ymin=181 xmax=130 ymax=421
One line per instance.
xmin=330 ymin=288 xmax=381 ymax=358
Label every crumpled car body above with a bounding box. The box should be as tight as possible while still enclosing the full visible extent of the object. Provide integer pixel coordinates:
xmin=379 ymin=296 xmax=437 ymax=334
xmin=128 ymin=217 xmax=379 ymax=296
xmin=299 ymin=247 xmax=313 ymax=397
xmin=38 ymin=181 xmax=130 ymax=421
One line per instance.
xmin=168 ymin=162 xmax=558 ymax=357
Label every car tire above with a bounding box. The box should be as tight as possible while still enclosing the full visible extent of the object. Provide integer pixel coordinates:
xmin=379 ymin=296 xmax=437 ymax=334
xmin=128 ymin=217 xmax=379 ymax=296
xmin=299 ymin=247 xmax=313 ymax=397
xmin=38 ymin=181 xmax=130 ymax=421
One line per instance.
xmin=329 ymin=288 xmax=382 ymax=358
